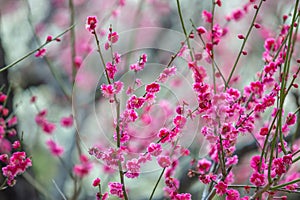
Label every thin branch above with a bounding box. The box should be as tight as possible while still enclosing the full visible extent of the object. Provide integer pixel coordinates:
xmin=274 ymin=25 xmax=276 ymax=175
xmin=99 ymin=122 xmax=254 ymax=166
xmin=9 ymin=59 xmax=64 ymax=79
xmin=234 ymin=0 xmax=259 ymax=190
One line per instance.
xmin=149 ymin=168 xmax=166 ymax=200
xmin=0 ymin=24 xmax=75 ymax=73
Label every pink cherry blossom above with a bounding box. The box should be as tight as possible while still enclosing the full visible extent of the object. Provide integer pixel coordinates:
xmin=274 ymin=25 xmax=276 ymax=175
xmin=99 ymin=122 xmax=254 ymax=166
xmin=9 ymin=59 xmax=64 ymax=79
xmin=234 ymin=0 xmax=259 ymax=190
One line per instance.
xmin=85 ymin=16 xmax=97 ymax=33
xmin=46 ymin=139 xmax=64 ymax=156
xmin=145 ymin=82 xmax=160 ymax=93
xmin=147 ymin=143 xmax=162 ymax=156
xmin=250 ymin=172 xmax=265 ymax=186
xmin=215 ymin=181 xmax=227 ymax=196
xmin=73 ymin=155 xmax=93 ymax=178
xmin=157 ymin=155 xmax=171 ymax=168
xmin=108 ymin=182 xmax=123 ymax=198
xmin=60 ymin=115 xmax=73 ymax=127
xmin=92 ymin=178 xmax=101 ymax=187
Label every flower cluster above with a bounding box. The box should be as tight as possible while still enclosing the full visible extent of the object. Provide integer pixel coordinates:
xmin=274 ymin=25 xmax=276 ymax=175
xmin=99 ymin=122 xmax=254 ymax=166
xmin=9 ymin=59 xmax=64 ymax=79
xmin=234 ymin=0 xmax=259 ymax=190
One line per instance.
xmin=0 ymin=92 xmax=32 ymax=187
xmin=3 ymin=0 xmax=300 ymax=199
xmin=2 ymin=152 xmax=32 ymax=186
xmin=130 ymin=54 xmax=147 ymax=72
xmin=73 ymin=154 xmax=93 ymax=178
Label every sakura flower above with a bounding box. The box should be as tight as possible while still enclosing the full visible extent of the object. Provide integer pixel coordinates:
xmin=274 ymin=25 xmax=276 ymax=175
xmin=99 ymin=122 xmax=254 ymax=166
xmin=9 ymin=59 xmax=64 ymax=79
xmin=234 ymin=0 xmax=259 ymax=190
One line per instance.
xmin=46 ymin=139 xmax=64 ymax=156
xmin=85 ymin=16 xmax=97 ymax=33
xmin=35 ymin=109 xmax=47 ymax=126
xmin=197 ymin=158 xmax=211 ymax=174
xmin=286 ymin=112 xmax=297 ymax=126
xmin=202 ymin=10 xmax=212 ymax=23
xmin=250 ymin=172 xmax=265 ymax=186
xmin=145 ymin=82 xmax=160 ymax=93
xmin=126 ymin=95 xmax=145 ymax=109
xmin=114 ymin=52 xmax=121 ymax=64
xmin=108 ymin=182 xmax=123 ymax=198
xmin=46 ymin=35 xmax=52 ymax=42
xmin=42 ymin=122 xmax=56 ymax=134
xmin=73 ymin=155 xmax=93 ymax=177
xmin=225 ymin=155 xmax=238 ymax=166
xmin=105 ymin=62 xmax=117 ymax=79
xmin=147 ymin=143 xmax=162 ymax=156
xmin=157 ymin=155 xmax=171 ymax=168
xmin=60 ymin=115 xmax=73 ymax=127
xmin=250 ymin=81 xmax=264 ymax=96
xmin=158 ymin=128 xmax=170 ymax=143
xmin=158 ymin=66 xmax=177 ymax=83
xmin=264 ymin=38 xmax=276 ymax=52
xmin=173 ymin=115 xmax=187 ymax=128
xmin=215 ymin=181 xmax=227 ymax=196
xmin=0 ymin=93 xmax=7 ymax=102
xmin=250 ymin=155 xmax=266 ymax=171
xmin=92 ymin=178 xmax=101 ymax=187
xmin=138 ymin=152 xmax=152 ymax=164
xmin=101 ymin=81 xmax=123 ymax=99
xmin=232 ymin=9 xmax=243 ymax=21
xmin=196 ymin=26 xmax=207 ymax=34
xmin=2 ymin=152 xmax=32 ymax=186
xmin=7 ymin=116 xmax=17 ymax=127
xmin=125 ymin=158 xmax=140 ymax=178
xmin=226 ymin=189 xmax=240 ymax=200
xmin=97 ymin=192 xmax=109 ymax=200
xmin=108 ymin=32 xmax=119 ymax=43
xmin=35 ymin=48 xmax=46 ymax=57
xmin=0 ymin=154 xmax=8 ymax=163
xmin=12 ymin=141 xmax=21 ymax=149
xmin=130 ymin=54 xmax=148 ymax=71
xmin=272 ymin=157 xmax=286 ymax=176
xmin=259 ymin=127 xmax=269 ymax=136
xmin=173 ymin=193 xmax=192 ymax=200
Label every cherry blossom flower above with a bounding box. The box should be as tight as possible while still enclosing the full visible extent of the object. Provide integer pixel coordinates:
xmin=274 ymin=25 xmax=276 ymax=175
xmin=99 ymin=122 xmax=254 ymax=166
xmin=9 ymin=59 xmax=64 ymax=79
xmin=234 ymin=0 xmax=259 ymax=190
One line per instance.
xmin=226 ymin=189 xmax=240 ymax=200
xmin=173 ymin=115 xmax=187 ymax=128
xmin=126 ymin=95 xmax=145 ymax=109
xmin=42 ymin=122 xmax=56 ymax=134
xmin=286 ymin=112 xmax=297 ymax=126
xmin=108 ymin=32 xmax=119 ymax=43
xmin=73 ymin=155 xmax=93 ymax=177
xmin=145 ymin=82 xmax=160 ymax=93
xmin=215 ymin=181 xmax=228 ymax=196
xmin=106 ymin=62 xmax=117 ymax=79
xmin=232 ymin=9 xmax=243 ymax=21
xmin=250 ymin=172 xmax=265 ymax=186
xmin=259 ymin=127 xmax=269 ymax=136
xmin=85 ymin=16 xmax=97 ymax=33
xmin=2 ymin=152 xmax=32 ymax=186
xmin=202 ymin=10 xmax=212 ymax=23
xmin=158 ymin=128 xmax=170 ymax=143
xmin=250 ymin=155 xmax=266 ymax=171
xmin=0 ymin=93 xmax=7 ymax=102
xmin=46 ymin=139 xmax=64 ymax=156
xmin=197 ymin=158 xmax=211 ymax=174
xmin=101 ymin=81 xmax=123 ymax=99
xmin=92 ymin=178 xmax=101 ymax=187
xmin=158 ymin=66 xmax=177 ymax=83
xmin=12 ymin=141 xmax=20 ymax=149
xmin=264 ymin=38 xmax=276 ymax=52
xmin=125 ymin=158 xmax=140 ymax=178
xmin=35 ymin=48 xmax=46 ymax=57
xmin=130 ymin=54 xmax=148 ymax=71
xmin=108 ymin=182 xmax=123 ymax=198
xmin=147 ymin=143 xmax=162 ymax=156
xmin=157 ymin=155 xmax=171 ymax=168
xmin=196 ymin=26 xmax=207 ymax=34
xmin=60 ymin=115 xmax=73 ymax=127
